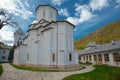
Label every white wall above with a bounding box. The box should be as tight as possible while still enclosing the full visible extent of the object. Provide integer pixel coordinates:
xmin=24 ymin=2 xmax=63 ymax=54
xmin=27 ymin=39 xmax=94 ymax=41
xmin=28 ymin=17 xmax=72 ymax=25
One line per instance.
xmin=37 ymin=29 xmax=51 ymax=65
xmin=27 ymin=30 xmax=37 ymax=64
xmin=13 ymin=47 xmax=19 ymax=64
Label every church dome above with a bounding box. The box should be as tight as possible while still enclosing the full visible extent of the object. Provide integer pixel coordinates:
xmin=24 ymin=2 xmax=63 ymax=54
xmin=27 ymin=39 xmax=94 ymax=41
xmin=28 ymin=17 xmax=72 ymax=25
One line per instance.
xmin=35 ymin=5 xmax=58 ymax=22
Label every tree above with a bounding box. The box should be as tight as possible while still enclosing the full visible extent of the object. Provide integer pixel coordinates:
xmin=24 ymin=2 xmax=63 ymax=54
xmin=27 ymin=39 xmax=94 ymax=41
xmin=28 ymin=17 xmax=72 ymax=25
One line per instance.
xmin=0 ymin=9 xmax=18 ymax=29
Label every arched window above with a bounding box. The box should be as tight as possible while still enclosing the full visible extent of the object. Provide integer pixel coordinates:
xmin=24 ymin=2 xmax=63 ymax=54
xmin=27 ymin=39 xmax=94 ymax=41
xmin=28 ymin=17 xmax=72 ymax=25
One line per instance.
xmin=20 ymin=41 xmax=22 ymax=44
xmin=89 ymin=55 xmax=91 ymax=61
xmin=69 ymin=52 xmax=72 ymax=61
xmin=52 ymin=53 xmax=55 ymax=62
xmin=17 ymin=41 xmax=19 ymax=45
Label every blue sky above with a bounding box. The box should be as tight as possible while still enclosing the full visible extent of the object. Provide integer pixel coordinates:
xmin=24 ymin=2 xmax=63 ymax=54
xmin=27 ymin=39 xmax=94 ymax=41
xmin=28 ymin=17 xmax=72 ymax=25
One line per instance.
xmin=0 ymin=0 xmax=120 ymax=45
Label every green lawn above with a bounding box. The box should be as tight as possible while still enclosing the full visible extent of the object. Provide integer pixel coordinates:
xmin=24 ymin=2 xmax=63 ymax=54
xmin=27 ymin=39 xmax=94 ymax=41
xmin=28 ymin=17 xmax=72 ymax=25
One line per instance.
xmin=10 ymin=63 xmax=59 ymax=72
xmin=0 ymin=64 xmax=3 ymax=76
xmin=63 ymin=65 xmax=120 ymax=80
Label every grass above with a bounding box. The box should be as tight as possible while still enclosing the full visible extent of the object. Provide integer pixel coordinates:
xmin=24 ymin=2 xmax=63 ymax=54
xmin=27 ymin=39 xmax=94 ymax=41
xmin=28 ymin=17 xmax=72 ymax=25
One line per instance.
xmin=10 ymin=63 xmax=59 ymax=72
xmin=0 ymin=63 xmax=3 ymax=76
xmin=63 ymin=65 xmax=120 ymax=80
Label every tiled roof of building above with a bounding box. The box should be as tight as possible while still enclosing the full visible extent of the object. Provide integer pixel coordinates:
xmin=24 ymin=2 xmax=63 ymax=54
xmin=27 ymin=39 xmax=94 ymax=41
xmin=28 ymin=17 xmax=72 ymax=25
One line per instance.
xmin=86 ymin=42 xmax=97 ymax=48
xmin=0 ymin=44 xmax=12 ymax=49
xmin=77 ymin=40 xmax=120 ymax=54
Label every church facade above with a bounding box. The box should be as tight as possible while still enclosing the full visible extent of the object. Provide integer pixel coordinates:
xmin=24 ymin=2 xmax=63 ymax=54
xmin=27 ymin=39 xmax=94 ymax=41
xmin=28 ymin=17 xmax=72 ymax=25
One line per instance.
xmin=13 ymin=5 xmax=79 ymax=70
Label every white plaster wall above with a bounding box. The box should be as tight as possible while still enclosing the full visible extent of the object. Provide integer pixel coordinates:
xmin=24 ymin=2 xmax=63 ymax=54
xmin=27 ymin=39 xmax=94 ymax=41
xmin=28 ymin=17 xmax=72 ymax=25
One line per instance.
xmin=37 ymin=30 xmax=51 ymax=65
xmin=49 ymin=23 xmax=57 ymax=65
xmin=53 ymin=22 xmax=78 ymax=66
xmin=19 ymin=45 xmax=27 ymax=64
xmin=27 ymin=30 xmax=37 ymax=64
xmin=13 ymin=47 xmax=19 ymax=64
xmin=23 ymin=37 xmax=28 ymax=44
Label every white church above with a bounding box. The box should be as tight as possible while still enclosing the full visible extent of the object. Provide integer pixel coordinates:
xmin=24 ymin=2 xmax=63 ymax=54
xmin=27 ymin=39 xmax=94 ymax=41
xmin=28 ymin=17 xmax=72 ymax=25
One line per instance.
xmin=13 ymin=5 xmax=79 ymax=70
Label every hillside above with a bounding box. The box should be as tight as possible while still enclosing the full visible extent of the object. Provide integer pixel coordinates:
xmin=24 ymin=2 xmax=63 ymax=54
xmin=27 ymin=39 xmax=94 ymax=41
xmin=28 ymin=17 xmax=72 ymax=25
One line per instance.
xmin=74 ymin=20 xmax=120 ymax=50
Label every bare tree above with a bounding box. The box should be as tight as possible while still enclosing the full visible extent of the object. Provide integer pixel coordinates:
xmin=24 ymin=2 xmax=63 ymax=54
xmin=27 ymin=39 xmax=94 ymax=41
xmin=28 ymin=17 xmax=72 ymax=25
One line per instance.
xmin=0 ymin=9 xmax=18 ymax=29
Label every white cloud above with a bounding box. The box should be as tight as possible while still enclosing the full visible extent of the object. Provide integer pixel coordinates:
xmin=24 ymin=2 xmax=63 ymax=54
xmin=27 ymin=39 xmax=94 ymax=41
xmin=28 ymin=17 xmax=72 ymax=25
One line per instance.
xmin=89 ymin=0 xmax=109 ymax=11
xmin=67 ymin=4 xmax=95 ymax=25
xmin=0 ymin=26 xmax=15 ymax=46
xmin=25 ymin=1 xmax=30 ymax=7
xmin=58 ymin=8 xmax=69 ymax=17
xmin=67 ymin=17 xmax=79 ymax=25
xmin=51 ymin=0 xmax=65 ymax=5
xmin=0 ymin=0 xmax=33 ymax=20
xmin=116 ymin=0 xmax=120 ymax=3
xmin=115 ymin=0 xmax=120 ymax=8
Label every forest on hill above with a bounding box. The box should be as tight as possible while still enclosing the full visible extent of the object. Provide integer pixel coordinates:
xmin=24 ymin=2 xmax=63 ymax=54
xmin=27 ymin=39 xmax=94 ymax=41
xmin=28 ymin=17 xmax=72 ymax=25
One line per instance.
xmin=74 ymin=20 xmax=120 ymax=50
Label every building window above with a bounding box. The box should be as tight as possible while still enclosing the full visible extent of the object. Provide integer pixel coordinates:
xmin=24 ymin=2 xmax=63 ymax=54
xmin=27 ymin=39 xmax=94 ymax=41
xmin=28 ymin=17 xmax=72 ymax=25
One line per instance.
xmin=86 ymin=56 xmax=88 ymax=61
xmin=2 ymin=56 xmax=6 ymax=60
xmin=69 ymin=52 xmax=72 ymax=61
xmin=84 ymin=56 xmax=85 ymax=61
xmin=89 ymin=55 xmax=91 ymax=61
xmin=52 ymin=53 xmax=55 ymax=62
xmin=3 ymin=50 xmax=6 ymax=53
xmin=17 ymin=41 xmax=19 ymax=45
xmin=113 ymin=53 xmax=120 ymax=62
xmin=27 ymin=54 xmax=29 ymax=60
xmin=98 ymin=54 xmax=102 ymax=62
xmin=78 ymin=55 xmax=81 ymax=60
xmin=104 ymin=54 xmax=109 ymax=61
xmin=19 ymin=38 xmax=21 ymax=40
xmin=94 ymin=55 xmax=97 ymax=61
xmin=20 ymin=41 xmax=22 ymax=44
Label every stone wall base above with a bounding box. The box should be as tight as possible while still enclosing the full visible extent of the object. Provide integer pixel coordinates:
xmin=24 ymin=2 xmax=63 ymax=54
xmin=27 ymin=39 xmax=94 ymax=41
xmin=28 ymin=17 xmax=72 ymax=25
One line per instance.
xmin=15 ymin=63 xmax=80 ymax=70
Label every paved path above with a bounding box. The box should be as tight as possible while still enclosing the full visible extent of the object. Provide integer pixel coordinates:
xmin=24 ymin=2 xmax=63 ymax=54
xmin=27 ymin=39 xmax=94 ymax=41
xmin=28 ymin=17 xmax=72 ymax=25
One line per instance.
xmin=0 ymin=64 xmax=94 ymax=80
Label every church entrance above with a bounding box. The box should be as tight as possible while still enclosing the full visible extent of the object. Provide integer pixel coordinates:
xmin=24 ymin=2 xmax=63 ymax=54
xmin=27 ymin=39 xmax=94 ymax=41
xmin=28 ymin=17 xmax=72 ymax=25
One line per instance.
xmin=98 ymin=54 xmax=102 ymax=64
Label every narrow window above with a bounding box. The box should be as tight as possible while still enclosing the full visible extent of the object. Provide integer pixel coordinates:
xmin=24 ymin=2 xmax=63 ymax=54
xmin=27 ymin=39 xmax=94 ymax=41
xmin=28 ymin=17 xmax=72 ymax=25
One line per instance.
xmin=27 ymin=54 xmax=29 ymax=60
xmin=89 ymin=55 xmax=91 ymax=61
xmin=52 ymin=53 xmax=55 ymax=62
xmin=20 ymin=41 xmax=22 ymax=44
xmin=86 ymin=56 xmax=88 ymax=61
xmin=19 ymin=38 xmax=21 ymax=40
xmin=17 ymin=41 xmax=19 ymax=45
xmin=43 ymin=10 xmax=45 ymax=18
xmin=84 ymin=56 xmax=85 ymax=61
xmin=69 ymin=52 xmax=72 ymax=61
